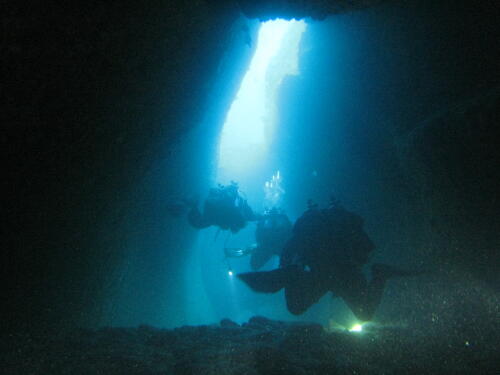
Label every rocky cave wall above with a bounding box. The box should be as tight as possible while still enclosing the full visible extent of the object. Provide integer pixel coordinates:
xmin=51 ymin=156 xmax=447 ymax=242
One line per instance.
xmin=399 ymin=89 xmax=500 ymax=288
xmin=4 ymin=0 xmax=253 ymax=331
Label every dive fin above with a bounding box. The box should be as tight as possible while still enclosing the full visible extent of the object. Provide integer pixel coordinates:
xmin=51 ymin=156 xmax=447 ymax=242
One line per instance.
xmin=237 ymin=268 xmax=292 ymax=293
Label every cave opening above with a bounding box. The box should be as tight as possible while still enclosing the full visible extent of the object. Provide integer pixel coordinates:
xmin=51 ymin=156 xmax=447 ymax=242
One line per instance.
xmin=183 ymin=18 xmax=308 ymax=326
xmin=217 ymin=19 xmax=306 ymax=189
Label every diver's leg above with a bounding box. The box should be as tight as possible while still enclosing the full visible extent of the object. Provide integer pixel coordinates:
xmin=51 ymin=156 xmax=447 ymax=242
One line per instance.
xmin=338 ymin=263 xmax=427 ymax=321
xmin=285 ymin=270 xmax=326 ymax=315
xmin=330 ymin=267 xmax=386 ymax=322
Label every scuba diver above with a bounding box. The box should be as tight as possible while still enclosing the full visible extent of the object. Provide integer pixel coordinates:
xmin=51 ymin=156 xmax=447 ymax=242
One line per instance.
xmin=238 ymin=198 xmax=424 ymax=321
xmin=251 ymin=207 xmax=292 ymax=270
xmin=184 ymin=181 xmax=257 ymax=234
xmin=224 ymin=207 xmax=293 ymax=270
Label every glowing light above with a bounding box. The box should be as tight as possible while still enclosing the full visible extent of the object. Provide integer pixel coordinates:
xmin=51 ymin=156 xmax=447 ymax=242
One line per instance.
xmin=228 ymin=270 xmax=234 ymax=276
xmin=217 ymin=19 xmax=306 ymax=182
xmin=349 ymin=324 xmax=363 ymax=332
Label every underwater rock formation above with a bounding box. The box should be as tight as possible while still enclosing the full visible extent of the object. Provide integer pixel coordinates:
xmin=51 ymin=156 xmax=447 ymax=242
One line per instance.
xmin=237 ymin=0 xmax=386 ymax=20
xmin=3 ymin=316 xmax=498 ymax=374
xmin=399 ymin=88 xmax=500 ymax=289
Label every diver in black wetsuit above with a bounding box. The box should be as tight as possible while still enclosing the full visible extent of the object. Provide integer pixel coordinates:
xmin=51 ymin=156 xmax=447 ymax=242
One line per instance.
xmin=238 ymin=198 xmax=424 ymax=321
xmin=186 ymin=181 xmax=257 ymax=234
xmin=250 ymin=207 xmax=293 ymax=270
xmin=222 ymin=207 xmax=292 ymax=270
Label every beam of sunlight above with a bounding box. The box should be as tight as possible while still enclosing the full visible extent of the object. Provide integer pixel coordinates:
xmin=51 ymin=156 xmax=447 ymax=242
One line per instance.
xmin=217 ymin=19 xmax=307 ymax=184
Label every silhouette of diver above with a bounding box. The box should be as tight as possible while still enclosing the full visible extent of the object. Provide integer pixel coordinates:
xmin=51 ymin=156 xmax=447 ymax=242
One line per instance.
xmin=224 ymin=207 xmax=293 ymax=270
xmin=238 ymin=198 xmax=423 ymax=321
xmin=250 ymin=207 xmax=292 ymax=270
xmin=186 ymin=181 xmax=257 ymax=234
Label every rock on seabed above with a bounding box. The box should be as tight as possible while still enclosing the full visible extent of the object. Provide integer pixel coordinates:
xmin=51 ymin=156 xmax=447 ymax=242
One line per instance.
xmin=2 ymin=316 xmax=498 ymax=374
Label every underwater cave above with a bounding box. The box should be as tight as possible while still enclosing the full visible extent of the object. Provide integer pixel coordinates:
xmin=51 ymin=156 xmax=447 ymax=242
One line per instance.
xmin=3 ymin=0 xmax=499 ymax=373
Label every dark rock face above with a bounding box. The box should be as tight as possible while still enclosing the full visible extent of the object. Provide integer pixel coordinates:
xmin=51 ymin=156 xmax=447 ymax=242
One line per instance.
xmin=238 ymin=0 xmax=385 ymax=20
xmin=3 ymin=317 xmax=498 ymax=374
xmin=4 ymin=1 xmax=248 ymax=330
xmin=220 ymin=318 xmax=240 ymax=328
xmin=399 ymin=89 xmax=500 ymax=287
xmin=4 ymin=2 xmax=232 ymax=332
